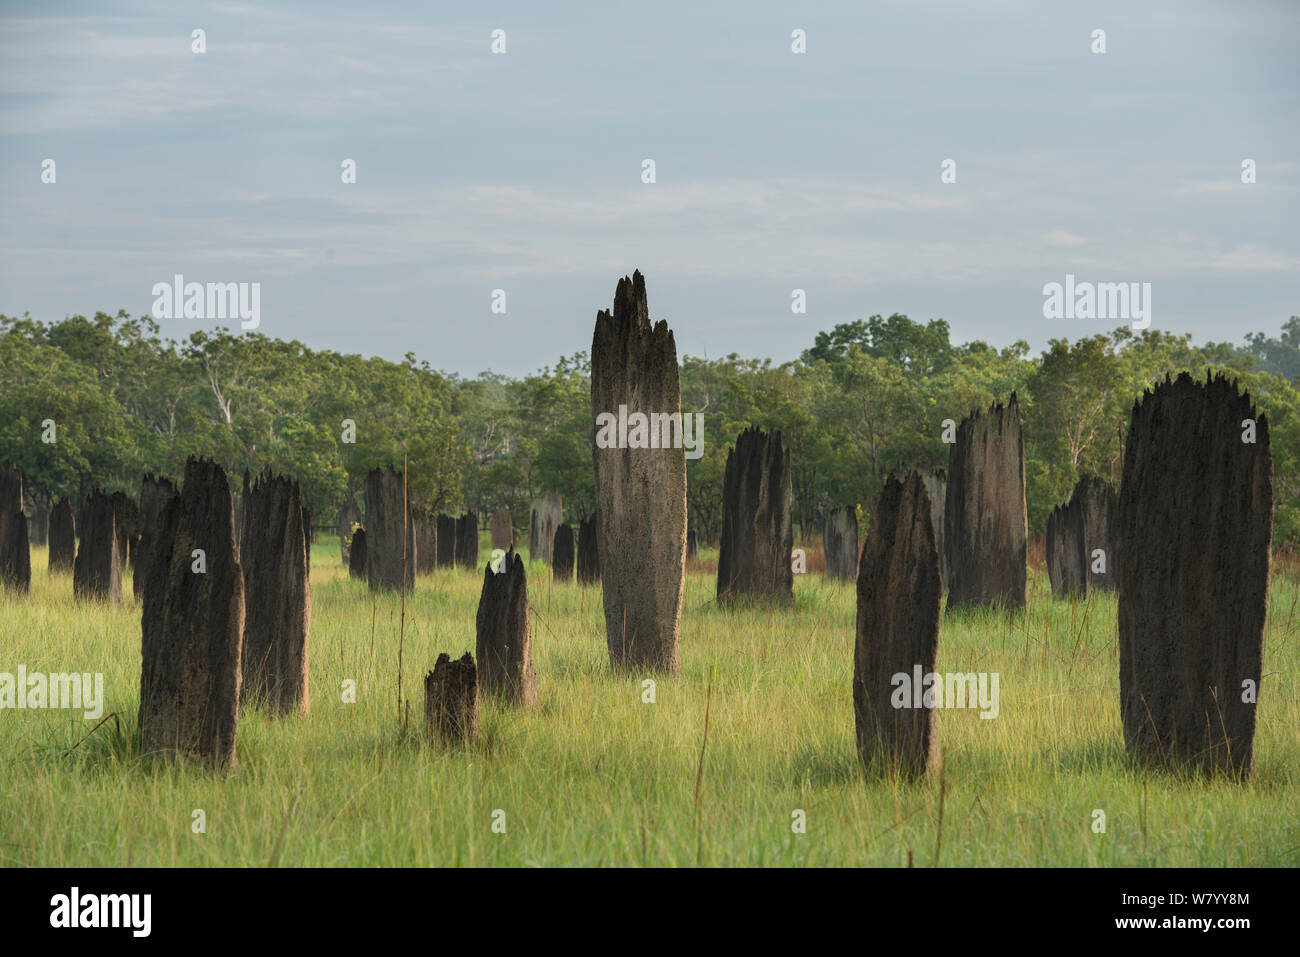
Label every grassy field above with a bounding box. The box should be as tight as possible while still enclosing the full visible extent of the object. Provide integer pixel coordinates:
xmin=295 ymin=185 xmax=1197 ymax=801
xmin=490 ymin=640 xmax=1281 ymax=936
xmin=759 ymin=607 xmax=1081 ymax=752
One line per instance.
xmin=2 ymin=539 xmax=1298 ymax=867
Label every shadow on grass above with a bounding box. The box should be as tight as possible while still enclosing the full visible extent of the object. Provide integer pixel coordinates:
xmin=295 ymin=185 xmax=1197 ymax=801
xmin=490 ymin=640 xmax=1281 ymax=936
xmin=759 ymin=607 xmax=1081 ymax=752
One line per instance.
xmin=783 ymin=742 xmax=864 ymax=789
xmin=1042 ymin=737 xmax=1295 ymax=792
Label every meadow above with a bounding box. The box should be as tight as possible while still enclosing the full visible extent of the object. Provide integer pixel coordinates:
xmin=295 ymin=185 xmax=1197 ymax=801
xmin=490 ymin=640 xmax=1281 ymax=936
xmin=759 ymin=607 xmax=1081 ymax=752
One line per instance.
xmin=2 ymin=540 xmax=1297 ymax=867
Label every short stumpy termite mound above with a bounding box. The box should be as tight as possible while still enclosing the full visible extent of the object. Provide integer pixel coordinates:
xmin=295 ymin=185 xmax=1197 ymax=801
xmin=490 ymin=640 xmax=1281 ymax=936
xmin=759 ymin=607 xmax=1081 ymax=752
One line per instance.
xmin=425 ymin=652 xmax=478 ymax=746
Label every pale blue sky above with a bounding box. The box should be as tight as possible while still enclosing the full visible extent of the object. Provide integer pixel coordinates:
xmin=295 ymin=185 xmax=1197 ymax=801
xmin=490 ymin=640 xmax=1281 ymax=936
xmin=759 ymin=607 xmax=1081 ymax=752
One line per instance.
xmin=1 ymin=0 xmax=1296 ymax=376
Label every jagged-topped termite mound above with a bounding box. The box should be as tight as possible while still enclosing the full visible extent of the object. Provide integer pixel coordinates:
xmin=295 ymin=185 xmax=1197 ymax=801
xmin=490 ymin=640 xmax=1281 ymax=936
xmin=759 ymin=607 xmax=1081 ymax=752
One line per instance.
xmin=1045 ymin=495 xmax=1086 ymax=598
xmin=363 ymin=466 xmax=415 ymax=592
xmin=1046 ymin=475 xmax=1117 ymax=599
xmin=1077 ymin=475 xmax=1117 ymax=593
xmin=239 ymin=471 xmax=311 ymax=716
xmin=455 ymin=511 xmax=479 ymax=569
xmin=490 ymin=509 xmax=513 ymax=549
xmin=413 ymin=507 xmax=436 ymax=575
xmin=944 ymin=395 xmax=1026 ymax=610
xmin=47 ymin=497 xmax=76 ymax=574
xmin=854 ymin=472 xmax=942 ymax=779
xmin=436 ymin=514 xmax=456 ymax=568
xmin=552 ymin=523 xmax=575 ymax=581
xmin=577 ymin=513 xmax=599 ymax=585
xmin=138 ymin=457 xmax=244 ymax=768
xmin=590 ymin=271 xmax=686 ymax=672
xmin=824 ymin=505 xmax=858 ymax=583
xmin=338 ymin=490 xmax=361 ymax=564
xmin=347 ymin=527 xmax=367 ymax=579
xmin=920 ymin=470 xmax=947 ymax=589
xmin=528 ymin=493 xmax=562 ymax=564
xmin=135 ymin=474 xmax=177 ymax=600
xmin=29 ymin=497 xmax=49 ymax=547
xmin=425 ymin=652 xmax=478 ymax=746
xmin=474 ymin=547 xmax=537 ymax=706
xmin=73 ymin=490 xmax=120 ymax=603
xmin=716 ymin=427 xmax=794 ymax=604
xmin=1118 ymin=372 xmax=1271 ymax=777
xmin=0 ymin=463 xmax=30 ymax=594
xmin=111 ymin=491 xmax=139 ymax=571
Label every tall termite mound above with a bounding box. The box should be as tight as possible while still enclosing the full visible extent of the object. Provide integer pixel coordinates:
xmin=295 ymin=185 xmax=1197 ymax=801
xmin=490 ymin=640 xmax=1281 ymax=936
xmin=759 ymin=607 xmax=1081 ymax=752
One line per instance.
xmin=1117 ymin=372 xmax=1271 ymax=777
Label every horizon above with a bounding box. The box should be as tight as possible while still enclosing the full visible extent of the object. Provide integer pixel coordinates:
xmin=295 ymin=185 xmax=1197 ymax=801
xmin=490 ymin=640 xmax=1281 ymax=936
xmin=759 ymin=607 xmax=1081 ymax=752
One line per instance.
xmin=6 ymin=303 xmax=1290 ymax=382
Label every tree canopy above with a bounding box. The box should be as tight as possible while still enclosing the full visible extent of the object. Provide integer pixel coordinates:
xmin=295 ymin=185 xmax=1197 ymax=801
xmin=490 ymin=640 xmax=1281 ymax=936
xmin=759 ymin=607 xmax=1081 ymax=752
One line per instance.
xmin=3 ymin=310 xmax=1296 ymax=547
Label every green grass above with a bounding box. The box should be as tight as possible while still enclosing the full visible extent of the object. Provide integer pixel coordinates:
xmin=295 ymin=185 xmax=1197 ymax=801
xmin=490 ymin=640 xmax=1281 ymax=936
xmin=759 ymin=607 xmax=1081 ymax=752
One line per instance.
xmin=2 ymin=539 xmax=1297 ymax=867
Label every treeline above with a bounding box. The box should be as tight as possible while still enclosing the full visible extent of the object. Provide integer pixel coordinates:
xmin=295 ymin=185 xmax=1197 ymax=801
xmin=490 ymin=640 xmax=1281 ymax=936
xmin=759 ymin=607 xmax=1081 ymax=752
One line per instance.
xmin=2 ymin=310 xmax=1297 ymax=546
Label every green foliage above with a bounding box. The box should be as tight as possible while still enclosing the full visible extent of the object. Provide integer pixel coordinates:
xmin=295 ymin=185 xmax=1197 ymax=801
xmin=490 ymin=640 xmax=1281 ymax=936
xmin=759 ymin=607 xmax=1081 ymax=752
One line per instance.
xmin=1242 ymin=317 xmax=1300 ymax=383
xmin=1 ymin=311 xmax=1296 ymax=547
